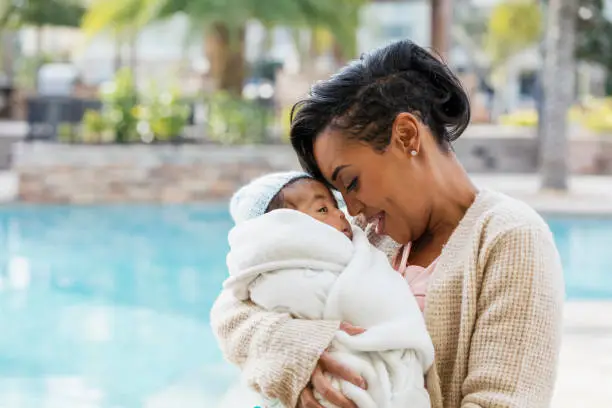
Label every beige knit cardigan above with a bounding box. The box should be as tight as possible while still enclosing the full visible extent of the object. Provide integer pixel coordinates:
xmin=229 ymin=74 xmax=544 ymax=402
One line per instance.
xmin=210 ymin=189 xmax=565 ymax=408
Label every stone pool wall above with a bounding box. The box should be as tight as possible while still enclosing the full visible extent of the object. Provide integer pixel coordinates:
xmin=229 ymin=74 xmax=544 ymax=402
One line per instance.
xmin=11 ymin=130 xmax=612 ymax=203
xmin=12 ymin=143 xmax=300 ymax=203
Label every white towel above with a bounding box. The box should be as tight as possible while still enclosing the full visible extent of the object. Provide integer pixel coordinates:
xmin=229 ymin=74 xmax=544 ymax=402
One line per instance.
xmin=224 ymin=209 xmax=435 ymax=408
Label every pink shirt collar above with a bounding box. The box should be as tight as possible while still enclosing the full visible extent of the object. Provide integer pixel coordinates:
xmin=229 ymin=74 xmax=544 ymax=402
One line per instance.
xmin=393 ymin=242 xmax=438 ymax=313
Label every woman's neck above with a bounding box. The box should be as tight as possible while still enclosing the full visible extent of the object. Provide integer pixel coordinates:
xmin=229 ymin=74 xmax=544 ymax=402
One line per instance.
xmin=431 ymin=155 xmax=477 ymax=237
xmin=411 ymin=155 xmax=477 ymax=265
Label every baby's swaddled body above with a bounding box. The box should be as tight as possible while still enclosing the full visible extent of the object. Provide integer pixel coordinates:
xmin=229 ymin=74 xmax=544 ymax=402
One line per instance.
xmin=224 ymin=209 xmax=434 ymax=408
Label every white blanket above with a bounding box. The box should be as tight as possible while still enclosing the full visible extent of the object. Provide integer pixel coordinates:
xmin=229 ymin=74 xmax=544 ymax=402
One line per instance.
xmin=224 ymin=209 xmax=435 ymax=408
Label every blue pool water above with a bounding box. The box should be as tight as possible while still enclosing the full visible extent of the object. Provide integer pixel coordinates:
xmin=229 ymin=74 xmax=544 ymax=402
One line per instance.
xmin=0 ymin=206 xmax=236 ymax=408
xmin=547 ymin=217 xmax=612 ymax=299
xmin=0 ymin=206 xmax=610 ymax=407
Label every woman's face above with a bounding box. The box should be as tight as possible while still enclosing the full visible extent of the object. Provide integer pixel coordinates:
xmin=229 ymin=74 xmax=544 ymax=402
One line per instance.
xmin=313 ymin=113 xmax=434 ymax=244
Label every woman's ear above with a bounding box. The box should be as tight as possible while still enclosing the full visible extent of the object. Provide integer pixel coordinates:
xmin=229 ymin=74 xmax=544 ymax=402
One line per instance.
xmin=390 ymin=113 xmax=420 ymax=156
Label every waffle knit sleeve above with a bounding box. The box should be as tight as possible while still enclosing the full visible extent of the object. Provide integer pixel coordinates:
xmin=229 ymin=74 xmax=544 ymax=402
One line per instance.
xmin=460 ymin=225 xmax=565 ymax=408
xmin=210 ymin=290 xmax=340 ymax=407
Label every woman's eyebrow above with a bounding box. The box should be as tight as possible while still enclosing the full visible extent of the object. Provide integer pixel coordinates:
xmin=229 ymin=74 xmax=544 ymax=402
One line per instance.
xmin=331 ymin=165 xmax=350 ymax=182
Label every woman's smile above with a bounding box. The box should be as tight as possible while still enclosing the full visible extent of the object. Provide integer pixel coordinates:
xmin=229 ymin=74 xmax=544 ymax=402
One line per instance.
xmin=366 ymin=211 xmax=386 ymax=235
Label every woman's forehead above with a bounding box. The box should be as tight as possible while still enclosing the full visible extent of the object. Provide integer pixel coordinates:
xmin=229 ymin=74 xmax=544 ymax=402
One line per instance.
xmin=313 ymin=129 xmax=350 ymax=178
xmin=314 ymin=130 xmax=373 ymax=179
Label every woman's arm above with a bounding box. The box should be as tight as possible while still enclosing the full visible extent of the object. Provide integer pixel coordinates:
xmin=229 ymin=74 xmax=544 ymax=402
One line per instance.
xmin=210 ymin=290 xmax=340 ymax=407
xmin=461 ymin=225 xmax=565 ymax=408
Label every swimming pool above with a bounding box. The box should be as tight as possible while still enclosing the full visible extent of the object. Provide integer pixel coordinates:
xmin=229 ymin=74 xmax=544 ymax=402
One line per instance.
xmin=0 ymin=206 xmax=610 ymax=407
xmin=547 ymin=216 xmax=612 ymax=299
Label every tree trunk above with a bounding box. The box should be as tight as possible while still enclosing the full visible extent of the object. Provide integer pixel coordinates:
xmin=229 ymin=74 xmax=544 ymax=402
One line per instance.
xmin=205 ymin=23 xmax=246 ymax=96
xmin=332 ymin=41 xmax=347 ymax=68
xmin=1 ymin=31 xmax=14 ymax=81
xmin=35 ymin=27 xmax=43 ymax=60
xmin=431 ymin=0 xmax=452 ymax=59
xmin=535 ymin=40 xmax=545 ymax=161
xmin=34 ymin=27 xmax=44 ymax=90
xmin=540 ymin=0 xmax=578 ymax=191
xmin=535 ymin=0 xmax=547 ymax=164
xmin=128 ymin=30 xmax=138 ymax=74
xmin=113 ymin=32 xmax=122 ymax=73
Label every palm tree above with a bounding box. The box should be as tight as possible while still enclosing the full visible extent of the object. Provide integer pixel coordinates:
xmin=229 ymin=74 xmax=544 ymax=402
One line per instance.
xmin=539 ymin=0 xmax=579 ymax=191
xmin=1 ymin=31 xmax=15 ymax=79
xmin=0 ymin=0 xmax=84 ymax=28
xmin=0 ymin=0 xmax=84 ymax=91
xmin=575 ymin=0 xmax=612 ymax=95
xmin=0 ymin=0 xmax=84 ymax=51
xmin=431 ymin=0 xmax=451 ymax=57
xmin=82 ymin=0 xmax=364 ymax=95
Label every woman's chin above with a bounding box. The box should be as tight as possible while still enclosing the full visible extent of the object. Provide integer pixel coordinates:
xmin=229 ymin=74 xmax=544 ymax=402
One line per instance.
xmin=367 ymin=214 xmax=409 ymax=244
xmin=384 ymin=225 xmax=410 ymax=245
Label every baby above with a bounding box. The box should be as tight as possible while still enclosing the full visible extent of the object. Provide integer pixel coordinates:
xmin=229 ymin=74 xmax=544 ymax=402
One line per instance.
xmin=224 ymin=171 xmax=434 ymax=408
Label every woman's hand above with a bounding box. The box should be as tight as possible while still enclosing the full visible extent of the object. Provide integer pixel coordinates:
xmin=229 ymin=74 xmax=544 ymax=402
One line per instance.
xmin=298 ymin=323 xmax=366 ymax=408
xmin=339 ymin=322 xmax=366 ymax=336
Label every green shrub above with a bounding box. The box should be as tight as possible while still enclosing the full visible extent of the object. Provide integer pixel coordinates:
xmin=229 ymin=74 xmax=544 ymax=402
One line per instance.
xmin=206 ymin=91 xmax=273 ymax=144
xmin=498 ymin=109 xmax=538 ymax=127
xmin=99 ymin=68 xmax=139 ymax=143
xmin=82 ymin=109 xmax=113 ymax=143
xmin=135 ymin=83 xmax=190 ymax=142
xmin=498 ymin=98 xmax=612 ymax=134
xmin=57 ymin=122 xmax=75 ymax=142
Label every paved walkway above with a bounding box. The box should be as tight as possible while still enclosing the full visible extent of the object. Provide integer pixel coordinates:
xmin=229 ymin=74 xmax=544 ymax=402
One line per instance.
xmin=552 ymin=301 xmax=612 ymax=407
xmin=0 ymin=120 xmax=27 ymax=138
xmin=471 ymin=174 xmax=612 ymax=214
xmin=0 ymin=171 xmax=17 ymax=202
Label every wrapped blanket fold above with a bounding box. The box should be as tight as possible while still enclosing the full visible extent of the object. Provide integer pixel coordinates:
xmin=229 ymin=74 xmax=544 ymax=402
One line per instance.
xmin=224 ymin=209 xmax=435 ymax=408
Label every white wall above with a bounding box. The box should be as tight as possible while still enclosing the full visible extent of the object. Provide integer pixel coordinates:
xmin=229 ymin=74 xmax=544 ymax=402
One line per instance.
xmin=19 ymin=14 xmax=203 ymax=85
xmin=357 ymin=1 xmax=431 ymax=53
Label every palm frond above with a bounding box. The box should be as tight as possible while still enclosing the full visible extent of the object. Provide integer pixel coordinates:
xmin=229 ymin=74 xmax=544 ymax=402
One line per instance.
xmin=80 ymin=0 xmax=364 ymax=56
xmin=81 ymin=0 xmax=162 ymax=37
xmin=1 ymin=0 xmax=84 ymax=29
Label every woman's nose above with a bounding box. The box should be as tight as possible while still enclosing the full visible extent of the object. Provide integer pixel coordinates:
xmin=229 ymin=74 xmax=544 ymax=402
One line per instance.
xmin=343 ymin=195 xmax=364 ymax=217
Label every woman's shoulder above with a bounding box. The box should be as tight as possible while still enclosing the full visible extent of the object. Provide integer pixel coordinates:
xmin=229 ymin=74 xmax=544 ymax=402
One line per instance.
xmin=467 ymin=191 xmax=565 ymax=301
xmin=478 ymin=189 xmax=550 ymax=230
xmin=465 ymin=189 xmax=555 ymax=251
xmin=443 ymin=190 xmax=563 ymax=295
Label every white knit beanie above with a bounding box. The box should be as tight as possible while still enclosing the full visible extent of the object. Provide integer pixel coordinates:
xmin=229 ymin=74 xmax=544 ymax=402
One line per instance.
xmin=229 ymin=171 xmax=313 ymax=225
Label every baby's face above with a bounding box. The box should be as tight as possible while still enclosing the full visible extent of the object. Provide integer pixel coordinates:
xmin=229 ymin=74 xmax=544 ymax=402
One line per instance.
xmin=281 ymin=179 xmax=353 ymax=240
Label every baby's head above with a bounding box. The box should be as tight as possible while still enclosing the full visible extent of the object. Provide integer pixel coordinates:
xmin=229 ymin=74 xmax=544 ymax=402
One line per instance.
xmin=230 ymin=171 xmax=353 ymax=239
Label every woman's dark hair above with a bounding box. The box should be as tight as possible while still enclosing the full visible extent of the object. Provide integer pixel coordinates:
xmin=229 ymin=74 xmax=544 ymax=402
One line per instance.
xmin=290 ymin=39 xmax=471 ymax=180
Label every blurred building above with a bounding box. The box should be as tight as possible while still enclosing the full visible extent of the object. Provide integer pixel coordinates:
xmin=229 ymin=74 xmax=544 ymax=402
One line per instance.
xmin=7 ymin=0 xmax=612 ymax=117
xmin=13 ymin=1 xmax=437 ymax=84
xmin=357 ymin=1 xmax=431 ymax=54
xmin=17 ymin=15 xmax=204 ymax=90
xmin=453 ymin=0 xmax=611 ymax=118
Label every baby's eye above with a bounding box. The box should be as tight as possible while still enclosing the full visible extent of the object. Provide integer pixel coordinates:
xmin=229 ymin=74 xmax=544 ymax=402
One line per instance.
xmin=318 ymin=207 xmax=328 ymax=214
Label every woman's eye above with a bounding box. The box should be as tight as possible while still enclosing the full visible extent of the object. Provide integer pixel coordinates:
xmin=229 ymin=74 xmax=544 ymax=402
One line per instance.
xmin=346 ymin=178 xmax=359 ymax=192
xmin=318 ymin=207 xmax=328 ymax=214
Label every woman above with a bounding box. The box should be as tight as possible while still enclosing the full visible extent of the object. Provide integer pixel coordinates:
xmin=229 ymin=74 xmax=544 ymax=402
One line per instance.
xmin=210 ymin=39 xmax=564 ymax=408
